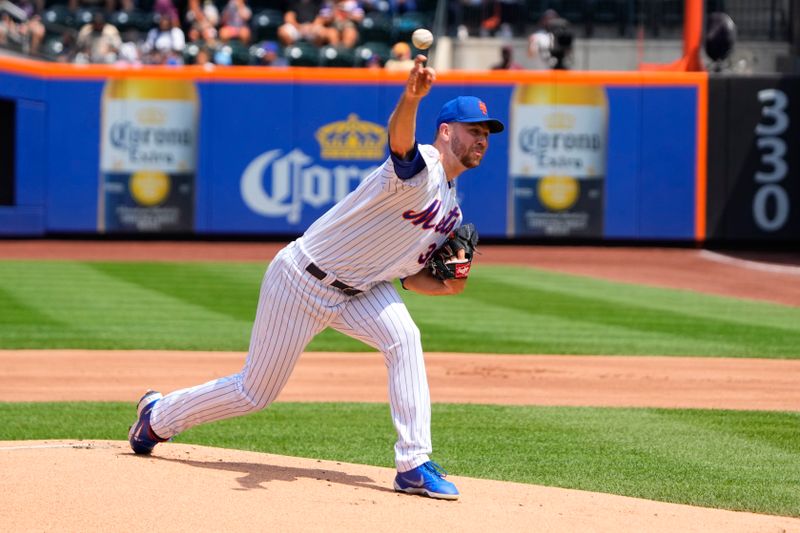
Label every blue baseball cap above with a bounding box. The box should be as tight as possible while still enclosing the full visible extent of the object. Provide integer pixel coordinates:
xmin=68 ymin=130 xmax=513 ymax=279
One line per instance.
xmin=436 ymin=96 xmax=505 ymax=133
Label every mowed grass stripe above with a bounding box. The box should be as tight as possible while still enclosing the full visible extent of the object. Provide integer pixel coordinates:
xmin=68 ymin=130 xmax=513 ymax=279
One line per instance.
xmin=454 ymin=270 xmax=800 ymax=357
xmin=0 ymin=261 xmax=253 ymax=350
xmin=88 ymin=262 xmax=263 ymax=322
xmin=403 ymin=266 xmax=800 ymax=356
xmin=0 ymin=260 xmax=798 ymax=357
xmin=0 ymin=286 xmax=61 ymax=326
xmin=408 ymin=295 xmax=747 ymax=355
xmin=482 ymin=266 xmax=799 ymax=329
xmin=0 ymin=402 xmax=797 ymax=516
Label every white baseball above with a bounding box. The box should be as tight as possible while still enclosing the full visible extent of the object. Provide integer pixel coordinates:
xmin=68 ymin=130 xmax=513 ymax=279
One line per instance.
xmin=411 ymin=28 xmax=434 ymax=50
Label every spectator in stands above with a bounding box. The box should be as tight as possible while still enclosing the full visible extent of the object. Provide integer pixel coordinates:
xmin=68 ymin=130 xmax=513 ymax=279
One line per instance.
xmin=384 ymin=41 xmax=414 ymax=71
xmin=195 ymin=44 xmax=213 ymax=65
xmin=0 ymin=0 xmax=45 ymax=55
xmin=0 ymin=13 xmax=16 ymax=48
xmin=15 ymin=0 xmax=45 ymax=53
xmin=142 ymin=13 xmax=185 ymax=64
xmin=76 ymin=11 xmax=121 ymax=63
xmin=277 ymin=0 xmax=326 ymax=47
xmin=153 ymin=0 xmax=179 ymax=21
xmin=21 ymin=12 xmax=44 ymax=56
xmin=219 ymin=0 xmax=252 ymax=44
xmin=527 ymin=9 xmax=557 ymax=70
xmin=491 ymin=44 xmax=521 ymax=69
xmin=186 ymin=0 xmax=220 ymax=45
xmin=319 ymin=0 xmax=363 ymax=49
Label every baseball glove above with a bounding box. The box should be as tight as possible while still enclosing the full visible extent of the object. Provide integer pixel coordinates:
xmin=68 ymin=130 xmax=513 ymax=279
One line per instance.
xmin=427 ymin=223 xmax=479 ymax=281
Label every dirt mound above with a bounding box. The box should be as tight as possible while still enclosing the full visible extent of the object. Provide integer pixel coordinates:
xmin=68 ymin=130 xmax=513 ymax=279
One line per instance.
xmin=1 ymin=440 xmax=797 ymax=532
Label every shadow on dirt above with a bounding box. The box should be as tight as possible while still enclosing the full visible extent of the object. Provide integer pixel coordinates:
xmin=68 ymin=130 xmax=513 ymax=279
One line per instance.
xmin=140 ymin=454 xmax=395 ymax=494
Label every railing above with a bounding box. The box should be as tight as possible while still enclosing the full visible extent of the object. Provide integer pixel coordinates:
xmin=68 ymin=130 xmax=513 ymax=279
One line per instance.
xmin=444 ymin=0 xmax=793 ymax=41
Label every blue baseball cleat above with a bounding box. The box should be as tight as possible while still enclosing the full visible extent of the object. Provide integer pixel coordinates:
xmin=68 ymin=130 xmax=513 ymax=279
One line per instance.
xmin=394 ymin=461 xmax=460 ymax=500
xmin=128 ymin=390 xmax=166 ymax=455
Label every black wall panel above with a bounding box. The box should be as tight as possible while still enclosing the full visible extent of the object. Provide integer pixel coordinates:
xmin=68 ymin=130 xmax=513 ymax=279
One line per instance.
xmin=0 ymin=98 xmax=14 ymax=206
xmin=706 ymin=75 xmax=800 ymax=243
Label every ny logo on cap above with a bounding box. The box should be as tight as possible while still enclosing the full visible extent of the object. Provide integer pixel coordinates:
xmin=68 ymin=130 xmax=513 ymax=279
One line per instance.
xmin=479 ymin=101 xmax=488 ymax=116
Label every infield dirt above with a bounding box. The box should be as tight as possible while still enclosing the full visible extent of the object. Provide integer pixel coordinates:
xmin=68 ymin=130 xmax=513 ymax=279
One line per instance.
xmin=3 ymin=350 xmax=800 ymax=411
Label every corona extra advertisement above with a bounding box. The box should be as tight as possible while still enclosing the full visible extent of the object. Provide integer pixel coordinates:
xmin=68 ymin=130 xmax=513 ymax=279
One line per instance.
xmin=508 ymin=84 xmax=608 ymax=237
xmin=240 ymin=114 xmax=387 ymax=226
xmin=99 ymin=78 xmax=198 ymax=233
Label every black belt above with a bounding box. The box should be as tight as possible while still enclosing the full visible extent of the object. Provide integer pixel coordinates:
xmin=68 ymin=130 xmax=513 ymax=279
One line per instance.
xmin=305 ymin=263 xmax=362 ymax=296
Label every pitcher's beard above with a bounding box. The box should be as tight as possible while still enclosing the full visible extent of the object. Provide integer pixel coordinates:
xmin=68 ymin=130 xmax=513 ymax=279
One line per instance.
xmin=451 ymin=136 xmax=483 ymax=168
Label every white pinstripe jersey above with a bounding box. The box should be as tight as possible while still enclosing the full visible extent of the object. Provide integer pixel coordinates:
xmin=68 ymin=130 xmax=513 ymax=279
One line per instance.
xmin=297 ymin=144 xmax=463 ymax=289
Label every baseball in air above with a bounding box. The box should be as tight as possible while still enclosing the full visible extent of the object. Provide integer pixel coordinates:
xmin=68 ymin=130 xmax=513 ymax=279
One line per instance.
xmin=412 ymin=29 xmax=434 ymax=50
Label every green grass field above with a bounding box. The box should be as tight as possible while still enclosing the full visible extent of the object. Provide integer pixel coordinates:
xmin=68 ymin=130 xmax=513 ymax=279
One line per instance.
xmin=1 ymin=260 xmax=798 ymax=357
xmin=1 ymin=259 xmax=799 ymax=516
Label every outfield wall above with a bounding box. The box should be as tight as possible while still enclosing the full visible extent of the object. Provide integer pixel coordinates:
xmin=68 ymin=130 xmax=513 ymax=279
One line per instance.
xmin=0 ymin=57 xmax=709 ymax=241
xmin=706 ymin=75 xmax=800 ymax=244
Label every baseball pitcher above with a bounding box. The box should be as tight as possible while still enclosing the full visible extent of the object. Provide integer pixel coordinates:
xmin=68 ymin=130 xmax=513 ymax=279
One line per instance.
xmin=129 ymin=55 xmax=505 ymax=500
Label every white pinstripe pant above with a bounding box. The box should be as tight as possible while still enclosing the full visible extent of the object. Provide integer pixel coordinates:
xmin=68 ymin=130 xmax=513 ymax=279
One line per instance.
xmin=149 ymin=241 xmax=432 ymax=472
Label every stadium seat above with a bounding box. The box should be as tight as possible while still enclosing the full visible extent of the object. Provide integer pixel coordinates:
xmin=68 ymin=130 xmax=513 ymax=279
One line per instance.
xmin=225 ymin=39 xmax=251 ymax=65
xmin=42 ymin=5 xmax=72 ymax=28
xmin=354 ymin=41 xmax=391 ymax=66
xmin=354 ymin=41 xmax=391 ymax=67
xmin=284 ymin=42 xmax=320 ymax=66
xmin=183 ymin=42 xmax=201 ymax=65
xmin=71 ymin=8 xmax=96 ymax=29
xmin=140 ymin=13 xmax=160 ymax=32
xmin=109 ymin=10 xmax=152 ymax=33
xmin=319 ymin=45 xmax=356 ymax=67
xmin=251 ymin=9 xmax=283 ymax=42
xmin=359 ymin=12 xmax=392 ymax=44
xmin=391 ymin=12 xmax=428 ymax=43
xmin=41 ymin=37 xmax=66 ymax=59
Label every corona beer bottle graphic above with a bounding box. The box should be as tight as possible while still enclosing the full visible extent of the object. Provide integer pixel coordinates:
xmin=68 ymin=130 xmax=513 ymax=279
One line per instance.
xmin=508 ymin=83 xmax=607 ymax=237
xmin=99 ymin=78 xmax=198 ymax=233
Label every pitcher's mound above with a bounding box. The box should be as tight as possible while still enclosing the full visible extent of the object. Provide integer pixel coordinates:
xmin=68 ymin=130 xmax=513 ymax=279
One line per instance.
xmin=1 ymin=440 xmax=797 ymax=532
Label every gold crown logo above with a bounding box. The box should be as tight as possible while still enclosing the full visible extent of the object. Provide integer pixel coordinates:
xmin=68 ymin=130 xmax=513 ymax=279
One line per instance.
xmin=315 ymin=114 xmax=387 ymax=161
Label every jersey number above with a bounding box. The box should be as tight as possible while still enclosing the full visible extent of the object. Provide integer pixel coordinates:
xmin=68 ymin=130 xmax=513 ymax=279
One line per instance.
xmin=418 ymin=243 xmax=437 ymax=264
